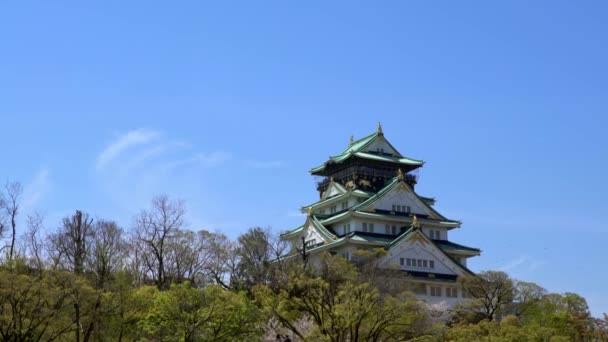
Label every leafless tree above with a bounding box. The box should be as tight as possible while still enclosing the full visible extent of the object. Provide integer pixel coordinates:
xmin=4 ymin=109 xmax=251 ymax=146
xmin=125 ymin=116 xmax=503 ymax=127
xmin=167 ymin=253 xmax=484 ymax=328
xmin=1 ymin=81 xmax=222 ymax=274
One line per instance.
xmin=48 ymin=210 xmax=94 ymax=274
xmin=89 ymin=219 xmax=126 ymax=289
xmin=134 ymin=195 xmax=185 ymax=290
xmin=22 ymin=212 xmax=45 ymax=272
xmin=0 ymin=181 xmax=23 ymax=261
xmin=204 ymin=232 xmax=240 ymax=290
xmin=164 ymin=229 xmax=215 ymax=286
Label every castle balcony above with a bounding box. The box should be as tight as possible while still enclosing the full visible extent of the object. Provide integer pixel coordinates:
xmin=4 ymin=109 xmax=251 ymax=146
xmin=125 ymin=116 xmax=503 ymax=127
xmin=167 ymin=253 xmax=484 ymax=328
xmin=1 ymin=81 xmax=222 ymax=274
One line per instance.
xmin=316 ymin=166 xmax=418 ymax=193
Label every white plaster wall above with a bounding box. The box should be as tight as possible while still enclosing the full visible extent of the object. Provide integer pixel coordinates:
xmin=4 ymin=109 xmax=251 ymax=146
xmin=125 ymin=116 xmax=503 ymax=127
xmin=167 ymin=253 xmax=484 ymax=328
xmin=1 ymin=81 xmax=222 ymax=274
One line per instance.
xmin=304 ymin=223 xmax=324 ymax=245
xmin=382 ymin=240 xmax=462 ymax=276
xmin=372 ymin=187 xmax=430 ymax=216
xmin=324 ymin=183 xmax=344 ymax=198
xmin=423 ymin=227 xmax=447 ymax=240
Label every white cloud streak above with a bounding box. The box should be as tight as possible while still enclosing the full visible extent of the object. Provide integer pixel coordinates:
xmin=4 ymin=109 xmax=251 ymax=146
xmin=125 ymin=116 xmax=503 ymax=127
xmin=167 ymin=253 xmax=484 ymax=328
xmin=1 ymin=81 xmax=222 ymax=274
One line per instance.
xmin=96 ymin=129 xmax=160 ymax=170
xmin=22 ymin=167 xmax=51 ymax=210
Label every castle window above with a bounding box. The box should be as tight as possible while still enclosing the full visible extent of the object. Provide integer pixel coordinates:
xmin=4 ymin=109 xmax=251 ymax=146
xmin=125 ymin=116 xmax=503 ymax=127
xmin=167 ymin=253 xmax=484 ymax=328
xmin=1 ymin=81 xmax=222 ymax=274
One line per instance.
xmin=304 ymin=239 xmax=316 ymax=248
xmin=446 ymin=288 xmax=458 ymax=298
xmin=400 ymin=258 xmax=404 ymax=265
xmin=341 ymin=201 xmax=348 ymax=210
xmin=369 ymin=223 xmax=374 ymax=233
xmin=392 ymin=226 xmax=397 ymax=235
xmin=430 ymin=286 xmax=442 ymax=297
xmin=343 ymin=224 xmax=351 ymax=234
xmin=429 ymin=230 xmax=435 ymax=239
xmin=385 ymin=224 xmax=390 ymax=234
xmin=429 ymin=260 xmax=435 ymax=269
xmin=406 ymin=258 xmax=412 ymax=266
xmin=362 ymin=222 xmax=368 ymax=232
xmin=330 ymin=206 xmax=337 ymax=214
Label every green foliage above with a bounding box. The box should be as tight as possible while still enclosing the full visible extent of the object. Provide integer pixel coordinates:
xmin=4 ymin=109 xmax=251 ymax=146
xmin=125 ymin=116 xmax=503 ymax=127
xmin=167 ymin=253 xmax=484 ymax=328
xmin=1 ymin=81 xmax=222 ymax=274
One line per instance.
xmin=255 ymin=253 xmax=435 ymax=341
xmin=139 ymin=282 xmax=263 ymax=342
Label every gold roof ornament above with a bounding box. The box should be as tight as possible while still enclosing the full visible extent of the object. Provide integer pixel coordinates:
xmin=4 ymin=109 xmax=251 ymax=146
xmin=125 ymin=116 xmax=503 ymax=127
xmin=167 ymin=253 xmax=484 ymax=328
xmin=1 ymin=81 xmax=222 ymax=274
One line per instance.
xmin=377 ymin=121 xmax=383 ymax=134
xmin=349 ymin=134 xmax=354 ymax=145
xmin=397 ymin=168 xmax=404 ymax=181
xmin=307 ymin=207 xmax=313 ymax=217
xmin=412 ymin=215 xmax=420 ymax=229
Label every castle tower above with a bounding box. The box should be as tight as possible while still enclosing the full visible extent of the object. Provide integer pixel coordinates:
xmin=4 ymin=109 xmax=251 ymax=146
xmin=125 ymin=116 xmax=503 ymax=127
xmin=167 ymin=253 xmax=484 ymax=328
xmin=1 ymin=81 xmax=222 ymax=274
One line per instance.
xmin=281 ymin=124 xmax=481 ymax=307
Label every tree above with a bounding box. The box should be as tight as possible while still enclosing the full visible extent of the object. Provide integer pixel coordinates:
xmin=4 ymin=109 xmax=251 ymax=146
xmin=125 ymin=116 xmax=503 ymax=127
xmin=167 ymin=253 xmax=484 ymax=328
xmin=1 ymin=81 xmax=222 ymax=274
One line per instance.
xmin=513 ymin=280 xmax=547 ymax=317
xmin=0 ymin=181 xmax=22 ymax=262
xmin=255 ymin=253 xmax=434 ymax=341
xmin=204 ymin=231 xmax=240 ymax=290
xmin=22 ymin=212 xmax=45 ymax=272
xmin=140 ymin=283 xmax=263 ymax=341
xmin=134 ymin=195 xmax=185 ymax=290
xmin=48 ymin=210 xmax=94 ymax=274
xmin=456 ymin=270 xmax=515 ymax=321
xmin=0 ymin=269 xmax=74 ymax=341
xmin=89 ymin=219 xmax=126 ymax=289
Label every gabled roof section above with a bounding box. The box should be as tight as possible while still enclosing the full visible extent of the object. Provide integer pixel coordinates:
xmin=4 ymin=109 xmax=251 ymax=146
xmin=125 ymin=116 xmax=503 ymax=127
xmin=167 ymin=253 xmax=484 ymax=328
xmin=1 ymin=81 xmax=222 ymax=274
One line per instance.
xmin=280 ymin=215 xmax=338 ymax=242
xmin=321 ymin=179 xmax=347 ymax=200
xmin=353 ymin=176 xmax=454 ymax=222
xmin=310 ymin=128 xmax=424 ymax=174
xmin=386 ymin=226 xmax=475 ymax=275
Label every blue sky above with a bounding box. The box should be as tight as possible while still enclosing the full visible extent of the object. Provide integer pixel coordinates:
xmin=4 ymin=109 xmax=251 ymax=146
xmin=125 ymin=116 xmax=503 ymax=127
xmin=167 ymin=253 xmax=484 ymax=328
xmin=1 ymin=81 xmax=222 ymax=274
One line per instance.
xmin=1 ymin=1 xmax=607 ymax=315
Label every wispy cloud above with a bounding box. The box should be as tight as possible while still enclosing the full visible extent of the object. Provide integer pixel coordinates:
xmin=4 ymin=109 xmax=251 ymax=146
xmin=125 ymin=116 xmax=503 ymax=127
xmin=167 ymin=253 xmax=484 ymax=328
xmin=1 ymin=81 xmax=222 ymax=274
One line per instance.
xmin=22 ymin=167 xmax=51 ymax=210
xmin=96 ymin=129 xmax=161 ymax=170
xmin=499 ymin=255 xmax=529 ymax=272
xmin=499 ymin=255 xmax=546 ymax=273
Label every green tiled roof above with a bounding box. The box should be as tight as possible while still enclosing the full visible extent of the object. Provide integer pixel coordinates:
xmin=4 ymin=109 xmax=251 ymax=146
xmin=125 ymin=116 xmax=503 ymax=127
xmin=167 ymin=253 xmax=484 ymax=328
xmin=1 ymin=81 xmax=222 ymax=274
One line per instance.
xmin=310 ymin=131 xmax=424 ymax=173
xmin=281 ymin=224 xmax=304 ymax=238
xmin=347 ymin=232 xmax=395 ymax=244
xmin=433 ymin=240 xmax=481 ymax=254
xmin=301 ymin=189 xmax=372 ymax=212
xmin=352 ymin=176 xmax=455 ymax=223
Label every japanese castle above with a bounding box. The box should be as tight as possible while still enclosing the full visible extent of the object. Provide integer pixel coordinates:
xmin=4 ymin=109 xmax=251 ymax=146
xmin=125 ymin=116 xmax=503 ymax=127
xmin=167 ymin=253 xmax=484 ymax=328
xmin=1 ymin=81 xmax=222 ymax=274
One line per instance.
xmin=281 ymin=123 xmax=481 ymax=306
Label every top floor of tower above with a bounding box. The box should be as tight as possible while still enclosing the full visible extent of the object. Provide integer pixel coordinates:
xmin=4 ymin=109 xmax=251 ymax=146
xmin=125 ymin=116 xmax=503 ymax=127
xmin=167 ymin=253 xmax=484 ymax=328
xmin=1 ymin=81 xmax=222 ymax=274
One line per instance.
xmin=310 ymin=123 xmax=424 ymax=197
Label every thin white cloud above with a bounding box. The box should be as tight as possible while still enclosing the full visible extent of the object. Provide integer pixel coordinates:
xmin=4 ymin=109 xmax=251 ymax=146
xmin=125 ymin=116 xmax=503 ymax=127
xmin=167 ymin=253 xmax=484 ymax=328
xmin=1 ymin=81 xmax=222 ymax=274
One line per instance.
xmin=499 ymin=255 xmax=546 ymax=273
xmin=499 ymin=255 xmax=529 ymax=272
xmin=22 ymin=167 xmax=51 ymax=210
xmin=96 ymin=129 xmax=160 ymax=170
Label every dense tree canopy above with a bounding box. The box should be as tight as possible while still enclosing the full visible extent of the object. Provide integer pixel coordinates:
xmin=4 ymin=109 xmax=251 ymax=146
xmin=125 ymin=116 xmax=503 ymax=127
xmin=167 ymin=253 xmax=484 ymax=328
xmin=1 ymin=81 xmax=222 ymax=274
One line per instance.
xmin=0 ymin=187 xmax=604 ymax=341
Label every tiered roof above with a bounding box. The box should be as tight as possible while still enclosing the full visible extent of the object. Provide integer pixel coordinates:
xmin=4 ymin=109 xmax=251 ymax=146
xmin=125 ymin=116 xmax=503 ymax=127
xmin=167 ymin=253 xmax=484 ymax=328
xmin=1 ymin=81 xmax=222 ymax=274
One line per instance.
xmin=310 ymin=124 xmax=424 ymax=175
xmin=282 ymin=124 xmax=480 ymax=279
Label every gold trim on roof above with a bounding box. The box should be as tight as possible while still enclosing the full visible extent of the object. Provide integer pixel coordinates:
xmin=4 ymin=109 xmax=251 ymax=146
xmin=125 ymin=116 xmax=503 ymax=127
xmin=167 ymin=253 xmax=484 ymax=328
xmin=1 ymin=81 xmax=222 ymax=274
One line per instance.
xmin=397 ymin=168 xmax=404 ymax=180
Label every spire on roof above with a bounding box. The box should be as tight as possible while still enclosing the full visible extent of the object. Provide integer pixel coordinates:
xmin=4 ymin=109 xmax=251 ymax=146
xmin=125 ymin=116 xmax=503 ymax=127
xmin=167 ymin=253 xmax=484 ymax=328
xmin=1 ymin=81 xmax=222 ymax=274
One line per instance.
xmin=397 ymin=168 xmax=404 ymax=180
xmin=307 ymin=207 xmax=313 ymax=217
xmin=349 ymin=134 xmax=354 ymax=145
xmin=377 ymin=121 xmax=383 ymax=135
xmin=412 ymin=215 xmax=421 ymax=229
